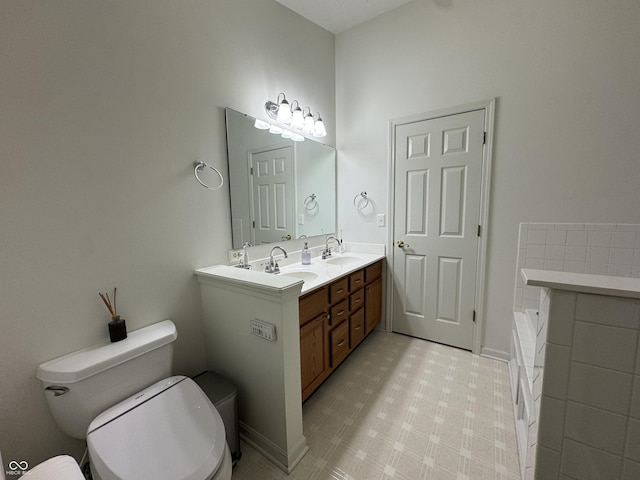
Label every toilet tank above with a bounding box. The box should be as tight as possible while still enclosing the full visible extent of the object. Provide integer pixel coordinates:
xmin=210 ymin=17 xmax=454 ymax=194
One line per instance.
xmin=36 ymin=320 xmax=177 ymax=439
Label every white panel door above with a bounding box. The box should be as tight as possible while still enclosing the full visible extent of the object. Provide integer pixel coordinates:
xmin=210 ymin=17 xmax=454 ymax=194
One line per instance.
xmin=393 ymin=110 xmax=485 ymax=350
xmin=250 ymin=146 xmax=294 ymax=245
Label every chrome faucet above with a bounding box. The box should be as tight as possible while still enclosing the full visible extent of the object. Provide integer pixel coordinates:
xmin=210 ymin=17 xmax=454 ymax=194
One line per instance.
xmin=265 ymin=246 xmax=288 ymax=274
xmin=322 ymin=236 xmax=341 ymax=259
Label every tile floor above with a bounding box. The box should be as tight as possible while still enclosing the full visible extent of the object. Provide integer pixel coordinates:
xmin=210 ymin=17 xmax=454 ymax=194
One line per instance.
xmin=232 ymin=331 xmax=521 ymax=480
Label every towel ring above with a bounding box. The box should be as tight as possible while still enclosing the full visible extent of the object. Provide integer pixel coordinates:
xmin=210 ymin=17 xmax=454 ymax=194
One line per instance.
xmin=304 ymin=194 xmax=318 ymax=210
xmin=193 ymin=161 xmax=224 ymax=190
xmin=353 ymin=191 xmax=370 ymax=210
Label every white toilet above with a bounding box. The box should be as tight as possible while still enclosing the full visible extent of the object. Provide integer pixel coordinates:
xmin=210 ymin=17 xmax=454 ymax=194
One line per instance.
xmin=36 ymin=320 xmax=232 ymax=480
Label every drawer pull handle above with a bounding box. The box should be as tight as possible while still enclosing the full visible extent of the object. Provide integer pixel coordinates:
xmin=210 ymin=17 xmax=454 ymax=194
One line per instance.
xmin=337 ymin=340 xmax=345 ymax=347
xmin=336 ymin=289 xmax=344 ymax=294
xmin=355 ymin=325 xmax=361 ymax=330
xmin=337 ymin=310 xmax=345 ymax=316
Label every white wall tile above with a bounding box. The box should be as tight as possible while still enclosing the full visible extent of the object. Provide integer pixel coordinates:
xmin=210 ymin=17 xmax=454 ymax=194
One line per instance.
xmin=542 ymin=344 xmax=571 ymax=400
xmin=560 ymin=438 xmax=622 ymax=480
xmin=612 ymin=231 xmax=637 ymax=249
xmin=617 ymin=225 xmax=640 ymax=232
xmin=545 ymin=245 xmax=565 ymax=261
xmin=525 ymin=258 xmax=544 ymax=269
xmin=535 ymin=446 xmax=560 ymax=479
xmin=527 ymin=244 xmax=546 ymax=259
xmin=544 ymin=260 xmax=564 ymax=271
xmin=529 ymin=223 xmax=554 ymax=230
xmin=631 ymin=376 xmax=640 ymax=420
xmin=564 ymin=401 xmax=627 ymax=454
xmin=622 ymin=459 xmax=640 ymax=480
xmin=547 ymin=292 xmax=576 ymax=346
xmin=567 ymin=363 xmax=632 ymax=415
xmin=563 ymin=261 xmax=585 ymax=274
xmin=554 ymin=223 xmax=585 ymax=231
xmin=546 ymin=230 xmax=567 ymax=246
xmin=566 ymin=230 xmax=588 ymax=246
xmin=575 ymin=294 xmax=640 ymax=330
xmin=586 ymin=224 xmax=617 ymax=232
xmin=587 ymin=246 xmax=610 ymax=263
xmin=528 ymin=229 xmax=547 ymax=245
xmin=611 ymin=248 xmax=635 ymax=265
xmin=586 ymin=263 xmax=609 ymax=275
xmin=565 ymin=246 xmax=587 ymax=262
xmin=609 ymin=264 xmax=632 ymax=277
xmin=571 ymin=322 xmax=637 ymax=373
xmin=588 ymin=230 xmax=612 ymax=247
xmin=625 ymin=418 xmax=640 ymax=462
xmin=538 ymin=395 xmax=565 ymax=452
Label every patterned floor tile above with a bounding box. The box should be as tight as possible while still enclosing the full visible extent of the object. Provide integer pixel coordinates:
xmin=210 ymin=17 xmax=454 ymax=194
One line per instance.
xmin=232 ymin=331 xmax=520 ymax=480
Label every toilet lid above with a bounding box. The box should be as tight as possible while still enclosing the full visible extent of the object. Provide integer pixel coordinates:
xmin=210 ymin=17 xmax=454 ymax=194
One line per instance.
xmin=87 ymin=376 xmax=226 ymax=480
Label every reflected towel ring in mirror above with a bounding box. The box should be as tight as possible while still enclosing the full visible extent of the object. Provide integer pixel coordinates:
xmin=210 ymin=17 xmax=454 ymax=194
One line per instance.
xmin=353 ymin=191 xmax=370 ymax=210
xmin=304 ymin=193 xmax=318 ymax=210
xmin=193 ymin=161 xmax=224 ymax=190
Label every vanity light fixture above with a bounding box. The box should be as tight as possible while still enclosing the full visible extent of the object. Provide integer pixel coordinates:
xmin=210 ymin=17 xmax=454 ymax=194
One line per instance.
xmin=264 ymin=92 xmax=327 ymax=138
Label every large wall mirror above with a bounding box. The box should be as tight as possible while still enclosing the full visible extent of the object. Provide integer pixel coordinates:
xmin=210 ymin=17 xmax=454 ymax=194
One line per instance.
xmin=226 ymin=108 xmax=336 ymax=249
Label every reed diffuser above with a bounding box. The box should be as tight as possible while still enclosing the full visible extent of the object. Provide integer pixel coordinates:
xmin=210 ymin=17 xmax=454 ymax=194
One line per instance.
xmin=99 ymin=287 xmax=127 ymax=342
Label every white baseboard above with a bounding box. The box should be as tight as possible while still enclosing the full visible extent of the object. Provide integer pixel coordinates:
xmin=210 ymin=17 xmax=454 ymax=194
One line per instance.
xmin=480 ymin=346 xmax=510 ymax=362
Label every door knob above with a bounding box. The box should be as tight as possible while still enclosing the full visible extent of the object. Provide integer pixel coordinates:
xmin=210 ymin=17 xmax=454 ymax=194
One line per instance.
xmin=397 ymin=240 xmax=410 ymax=248
xmin=282 ymin=234 xmax=292 ymax=240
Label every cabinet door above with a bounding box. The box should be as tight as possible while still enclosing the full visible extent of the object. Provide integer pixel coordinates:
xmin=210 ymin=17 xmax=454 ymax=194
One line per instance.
xmin=300 ymin=315 xmax=326 ymax=401
xmin=365 ymin=277 xmax=383 ymax=333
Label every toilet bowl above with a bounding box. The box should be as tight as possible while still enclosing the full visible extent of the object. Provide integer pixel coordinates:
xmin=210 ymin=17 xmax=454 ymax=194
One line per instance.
xmin=36 ymin=320 xmax=231 ymax=480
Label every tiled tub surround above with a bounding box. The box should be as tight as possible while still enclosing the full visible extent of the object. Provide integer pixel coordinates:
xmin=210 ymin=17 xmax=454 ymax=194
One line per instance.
xmin=195 ymin=245 xmax=384 ymax=472
xmin=513 ymin=223 xmax=640 ymax=313
xmin=518 ymin=268 xmax=640 ymax=480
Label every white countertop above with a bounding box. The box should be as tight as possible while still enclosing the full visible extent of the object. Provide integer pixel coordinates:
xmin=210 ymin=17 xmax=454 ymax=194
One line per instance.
xmin=521 ymin=268 xmax=640 ymax=299
xmin=196 ymin=250 xmax=385 ymax=294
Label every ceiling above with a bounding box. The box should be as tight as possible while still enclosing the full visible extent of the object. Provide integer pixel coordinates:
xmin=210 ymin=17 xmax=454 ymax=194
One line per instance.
xmin=274 ymin=0 xmax=415 ymax=34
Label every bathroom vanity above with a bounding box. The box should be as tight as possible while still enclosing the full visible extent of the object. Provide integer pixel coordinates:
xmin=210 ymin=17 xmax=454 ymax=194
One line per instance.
xmin=299 ymin=259 xmax=382 ymax=401
xmin=512 ymin=268 xmax=640 ymax=480
xmin=195 ymin=247 xmax=385 ymax=473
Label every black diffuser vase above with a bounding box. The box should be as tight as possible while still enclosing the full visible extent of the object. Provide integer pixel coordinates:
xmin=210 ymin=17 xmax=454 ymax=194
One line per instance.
xmin=108 ymin=316 xmax=127 ymax=342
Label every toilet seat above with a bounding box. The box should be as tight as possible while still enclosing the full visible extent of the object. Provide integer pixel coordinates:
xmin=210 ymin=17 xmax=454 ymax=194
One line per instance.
xmin=87 ymin=376 xmax=229 ymax=480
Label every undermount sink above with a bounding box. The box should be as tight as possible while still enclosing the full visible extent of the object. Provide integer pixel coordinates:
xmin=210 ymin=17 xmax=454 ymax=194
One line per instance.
xmin=282 ymin=271 xmax=319 ymax=282
xmin=324 ymin=255 xmax=361 ymax=266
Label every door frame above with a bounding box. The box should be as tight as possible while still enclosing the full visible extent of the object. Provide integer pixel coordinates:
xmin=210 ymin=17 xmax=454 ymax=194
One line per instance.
xmin=386 ymin=99 xmax=495 ymax=355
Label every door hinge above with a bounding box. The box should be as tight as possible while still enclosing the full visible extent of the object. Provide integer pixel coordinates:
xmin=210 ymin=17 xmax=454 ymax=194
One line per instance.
xmin=473 ymin=310 xmax=477 ymax=322
xmin=483 ymin=132 xmax=487 ymax=144
xmin=252 ymin=220 xmax=255 ymax=228
xmin=250 ymin=167 xmax=254 ymax=175
xmin=477 ymin=225 xmax=481 ymax=237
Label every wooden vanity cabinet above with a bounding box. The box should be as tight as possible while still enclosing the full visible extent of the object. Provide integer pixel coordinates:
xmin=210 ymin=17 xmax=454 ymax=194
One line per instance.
xmin=299 ymin=259 xmax=384 ymax=402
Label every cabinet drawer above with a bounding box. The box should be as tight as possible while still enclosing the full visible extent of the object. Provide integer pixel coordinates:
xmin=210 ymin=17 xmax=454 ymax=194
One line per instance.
xmin=349 ymin=270 xmax=365 ymax=292
xmin=299 ymin=287 xmax=328 ymax=326
xmin=349 ymin=288 xmax=364 ymax=312
xmin=329 ymin=299 xmax=348 ymax=328
xmin=350 ymin=308 xmax=365 ymax=348
xmin=329 ymin=278 xmax=349 ymax=304
xmin=365 ymin=261 xmax=383 ymax=283
xmin=330 ymin=320 xmax=349 ymax=368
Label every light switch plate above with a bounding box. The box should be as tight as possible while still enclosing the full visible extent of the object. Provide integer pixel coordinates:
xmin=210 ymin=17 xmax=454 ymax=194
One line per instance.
xmin=376 ymin=214 xmax=385 ymax=227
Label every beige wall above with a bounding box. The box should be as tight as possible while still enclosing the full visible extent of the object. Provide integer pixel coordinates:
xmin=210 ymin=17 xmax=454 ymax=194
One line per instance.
xmin=335 ymin=0 xmax=640 ymax=358
xmin=0 ymin=0 xmax=334 ymax=467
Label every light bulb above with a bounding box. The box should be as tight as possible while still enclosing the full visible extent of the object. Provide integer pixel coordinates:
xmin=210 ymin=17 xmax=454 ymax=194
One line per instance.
xmin=277 ymin=98 xmax=291 ymax=124
xmin=313 ymin=116 xmax=327 ymax=138
xmin=281 ymin=130 xmax=293 ymax=139
xmin=291 ymin=106 xmax=304 ymax=129
xmin=303 ymin=113 xmax=315 ymax=134
xmin=291 ymin=133 xmax=305 ymax=142
xmin=269 ymin=124 xmax=283 ymax=135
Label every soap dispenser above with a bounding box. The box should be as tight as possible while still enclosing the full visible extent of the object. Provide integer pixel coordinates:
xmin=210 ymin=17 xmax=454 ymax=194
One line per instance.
xmin=301 ymin=242 xmax=311 ymax=265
